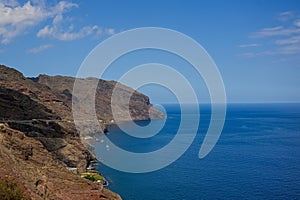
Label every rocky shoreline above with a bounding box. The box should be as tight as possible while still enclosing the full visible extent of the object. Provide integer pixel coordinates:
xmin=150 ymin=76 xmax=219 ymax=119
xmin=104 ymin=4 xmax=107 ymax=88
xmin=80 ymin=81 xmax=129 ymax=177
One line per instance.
xmin=84 ymin=159 xmax=109 ymax=186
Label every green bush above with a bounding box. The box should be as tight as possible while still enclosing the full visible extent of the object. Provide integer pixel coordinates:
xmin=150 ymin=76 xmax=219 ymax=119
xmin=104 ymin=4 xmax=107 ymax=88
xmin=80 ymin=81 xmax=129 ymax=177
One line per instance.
xmin=83 ymin=173 xmax=104 ymax=182
xmin=0 ymin=179 xmax=28 ymax=200
xmin=83 ymin=174 xmax=96 ymax=182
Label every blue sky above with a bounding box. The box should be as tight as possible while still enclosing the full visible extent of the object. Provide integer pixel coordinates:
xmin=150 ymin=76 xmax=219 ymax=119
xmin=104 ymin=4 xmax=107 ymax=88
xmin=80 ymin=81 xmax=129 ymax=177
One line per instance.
xmin=0 ymin=0 xmax=300 ymax=103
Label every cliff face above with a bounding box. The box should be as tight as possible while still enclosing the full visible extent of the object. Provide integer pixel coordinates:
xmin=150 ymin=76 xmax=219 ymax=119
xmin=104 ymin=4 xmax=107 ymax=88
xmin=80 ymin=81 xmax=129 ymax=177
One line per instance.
xmin=35 ymin=74 xmax=164 ymax=122
xmin=0 ymin=65 xmax=88 ymax=172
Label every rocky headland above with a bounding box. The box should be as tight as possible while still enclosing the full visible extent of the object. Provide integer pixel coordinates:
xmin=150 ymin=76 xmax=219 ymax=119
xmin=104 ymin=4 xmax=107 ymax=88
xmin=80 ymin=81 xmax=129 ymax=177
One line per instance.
xmin=0 ymin=64 xmax=164 ymax=199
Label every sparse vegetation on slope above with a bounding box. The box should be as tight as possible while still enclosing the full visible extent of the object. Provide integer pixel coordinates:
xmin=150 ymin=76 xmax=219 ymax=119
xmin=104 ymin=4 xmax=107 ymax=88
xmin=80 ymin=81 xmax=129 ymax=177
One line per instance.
xmin=0 ymin=179 xmax=28 ymax=200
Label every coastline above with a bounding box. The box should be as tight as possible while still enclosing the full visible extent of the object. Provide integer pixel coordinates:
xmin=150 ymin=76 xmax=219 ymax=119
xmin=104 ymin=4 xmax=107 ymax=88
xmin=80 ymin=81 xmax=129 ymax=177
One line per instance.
xmin=85 ymin=158 xmax=109 ymax=186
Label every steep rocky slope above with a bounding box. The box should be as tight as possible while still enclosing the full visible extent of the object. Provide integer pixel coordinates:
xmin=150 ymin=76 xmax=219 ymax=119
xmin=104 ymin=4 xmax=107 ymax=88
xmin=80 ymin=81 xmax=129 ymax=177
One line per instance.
xmin=35 ymin=74 xmax=164 ymax=122
xmin=0 ymin=66 xmax=73 ymax=121
xmin=0 ymin=124 xmax=121 ymax=200
xmin=0 ymin=64 xmax=164 ymax=199
xmin=0 ymin=65 xmax=89 ymax=172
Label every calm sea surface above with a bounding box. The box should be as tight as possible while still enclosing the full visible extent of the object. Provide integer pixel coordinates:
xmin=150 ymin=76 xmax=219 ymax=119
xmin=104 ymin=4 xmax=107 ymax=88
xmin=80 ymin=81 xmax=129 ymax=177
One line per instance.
xmin=95 ymin=104 xmax=300 ymax=199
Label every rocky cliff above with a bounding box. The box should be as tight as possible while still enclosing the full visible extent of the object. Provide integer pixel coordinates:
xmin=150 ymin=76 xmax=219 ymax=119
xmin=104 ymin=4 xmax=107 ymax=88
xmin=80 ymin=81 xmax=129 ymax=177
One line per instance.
xmin=34 ymin=74 xmax=164 ymax=122
xmin=0 ymin=64 xmax=163 ymax=199
xmin=0 ymin=65 xmax=88 ymax=172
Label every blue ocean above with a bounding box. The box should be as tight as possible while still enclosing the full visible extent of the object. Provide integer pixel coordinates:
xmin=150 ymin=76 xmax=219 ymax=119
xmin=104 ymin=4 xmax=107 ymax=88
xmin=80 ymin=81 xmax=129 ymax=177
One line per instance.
xmin=95 ymin=104 xmax=300 ymax=199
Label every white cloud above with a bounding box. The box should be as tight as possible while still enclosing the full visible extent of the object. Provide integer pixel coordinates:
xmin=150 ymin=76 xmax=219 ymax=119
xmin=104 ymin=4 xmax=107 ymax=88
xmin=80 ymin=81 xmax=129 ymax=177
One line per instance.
xmin=0 ymin=1 xmax=77 ymax=43
xmin=238 ymin=52 xmax=256 ymax=57
xmin=276 ymin=44 xmax=300 ymax=54
xmin=0 ymin=1 xmax=114 ymax=43
xmin=37 ymin=25 xmax=98 ymax=40
xmin=36 ymin=14 xmax=97 ymax=40
xmin=275 ymin=35 xmax=300 ymax=45
xmin=294 ymin=19 xmax=300 ymax=27
xmin=36 ymin=3 xmax=116 ymax=41
xmin=37 ymin=14 xmax=115 ymax=41
xmin=240 ymin=43 xmax=300 ymax=57
xmin=277 ymin=11 xmax=294 ymax=21
xmin=240 ymin=44 xmax=300 ymax=58
xmin=238 ymin=43 xmax=260 ymax=48
xmin=251 ymin=26 xmax=300 ymax=38
xmin=1 ymin=0 xmax=19 ymax=7
xmin=260 ymin=45 xmax=300 ymax=55
xmin=28 ymin=44 xmax=53 ymax=54
xmin=106 ymin=28 xmax=115 ymax=35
